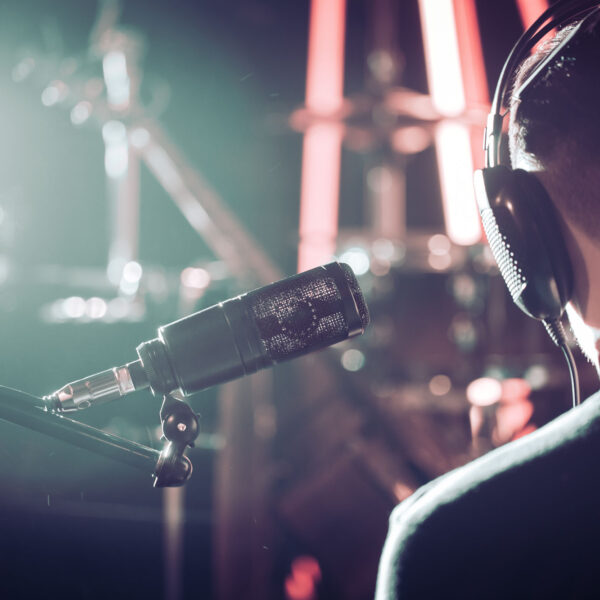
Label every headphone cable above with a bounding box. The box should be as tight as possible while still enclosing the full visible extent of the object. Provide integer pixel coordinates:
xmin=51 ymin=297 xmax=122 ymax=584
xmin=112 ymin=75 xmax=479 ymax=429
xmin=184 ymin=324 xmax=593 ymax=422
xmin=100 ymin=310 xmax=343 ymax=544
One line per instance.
xmin=544 ymin=319 xmax=581 ymax=408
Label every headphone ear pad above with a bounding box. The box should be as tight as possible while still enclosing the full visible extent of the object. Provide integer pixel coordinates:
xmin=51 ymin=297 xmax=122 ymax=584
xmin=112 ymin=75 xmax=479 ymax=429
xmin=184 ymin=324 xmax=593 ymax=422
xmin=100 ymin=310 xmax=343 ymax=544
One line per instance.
xmin=474 ymin=165 xmax=573 ymax=320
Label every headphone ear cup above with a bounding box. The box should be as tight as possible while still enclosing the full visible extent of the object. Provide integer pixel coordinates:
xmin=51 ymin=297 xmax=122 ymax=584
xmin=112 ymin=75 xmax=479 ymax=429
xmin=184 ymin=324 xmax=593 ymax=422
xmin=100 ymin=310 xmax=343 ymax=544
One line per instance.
xmin=474 ymin=165 xmax=573 ymax=320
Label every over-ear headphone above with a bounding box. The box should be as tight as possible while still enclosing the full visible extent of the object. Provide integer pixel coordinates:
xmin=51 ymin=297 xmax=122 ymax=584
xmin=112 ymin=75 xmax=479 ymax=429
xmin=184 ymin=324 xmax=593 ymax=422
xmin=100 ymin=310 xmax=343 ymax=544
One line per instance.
xmin=473 ymin=1 xmax=600 ymax=405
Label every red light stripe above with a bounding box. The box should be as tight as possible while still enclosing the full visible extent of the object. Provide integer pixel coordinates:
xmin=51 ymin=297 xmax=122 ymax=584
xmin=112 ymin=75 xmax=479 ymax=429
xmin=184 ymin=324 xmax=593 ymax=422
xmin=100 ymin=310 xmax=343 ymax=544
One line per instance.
xmin=298 ymin=0 xmax=346 ymax=271
xmin=515 ymin=0 xmax=550 ymax=29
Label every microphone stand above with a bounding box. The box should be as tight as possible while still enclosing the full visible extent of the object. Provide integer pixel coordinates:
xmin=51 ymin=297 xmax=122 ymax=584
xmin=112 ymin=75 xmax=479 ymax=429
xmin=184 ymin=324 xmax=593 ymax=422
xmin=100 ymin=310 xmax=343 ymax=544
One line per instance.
xmin=0 ymin=386 xmax=197 ymax=487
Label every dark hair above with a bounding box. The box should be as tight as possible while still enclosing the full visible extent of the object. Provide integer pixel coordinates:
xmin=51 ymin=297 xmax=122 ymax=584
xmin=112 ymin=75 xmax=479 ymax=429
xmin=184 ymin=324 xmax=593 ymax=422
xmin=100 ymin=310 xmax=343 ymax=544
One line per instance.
xmin=508 ymin=12 xmax=600 ymax=237
xmin=509 ymin=12 xmax=600 ymax=167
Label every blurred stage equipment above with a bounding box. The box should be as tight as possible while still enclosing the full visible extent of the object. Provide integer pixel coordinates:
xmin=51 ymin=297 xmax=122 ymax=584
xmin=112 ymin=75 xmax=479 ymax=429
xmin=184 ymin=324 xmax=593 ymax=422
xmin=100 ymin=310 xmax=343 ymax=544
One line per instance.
xmin=293 ymin=0 xmax=489 ymax=274
xmin=13 ymin=0 xmax=282 ymax=324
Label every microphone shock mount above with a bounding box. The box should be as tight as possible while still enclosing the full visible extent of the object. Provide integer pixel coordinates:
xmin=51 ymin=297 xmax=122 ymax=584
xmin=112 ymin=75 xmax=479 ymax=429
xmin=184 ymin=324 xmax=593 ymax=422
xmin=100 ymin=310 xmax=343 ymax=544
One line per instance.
xmin=153 ymin=393 xmax=200 ymax=487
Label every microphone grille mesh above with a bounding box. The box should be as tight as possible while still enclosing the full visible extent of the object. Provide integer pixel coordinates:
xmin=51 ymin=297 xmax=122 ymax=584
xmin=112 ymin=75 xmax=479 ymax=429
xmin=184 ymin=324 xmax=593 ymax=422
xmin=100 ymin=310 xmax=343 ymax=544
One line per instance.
xmin=245 ymin=263 xmax=368 ymax=362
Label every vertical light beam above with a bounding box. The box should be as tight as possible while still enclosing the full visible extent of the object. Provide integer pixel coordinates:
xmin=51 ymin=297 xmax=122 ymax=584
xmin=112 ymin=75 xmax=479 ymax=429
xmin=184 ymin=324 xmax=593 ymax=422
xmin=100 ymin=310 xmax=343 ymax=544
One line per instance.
xmin=419 ymin=0 xmax=481 ymax=245
xmin=515 ymin=0 xmax=550 ymax=29
xmin=298 ymin=0 xmax=346 ymax=272
xmin=452 ymin=0 xmax=487 ymax=245
xmin=419 ymin=0 xmax=465 ymax=117
xmin=452 ymin=0 xmax=488 ymax=108
xmin=515 ymin=0 xmax=552 ymax=49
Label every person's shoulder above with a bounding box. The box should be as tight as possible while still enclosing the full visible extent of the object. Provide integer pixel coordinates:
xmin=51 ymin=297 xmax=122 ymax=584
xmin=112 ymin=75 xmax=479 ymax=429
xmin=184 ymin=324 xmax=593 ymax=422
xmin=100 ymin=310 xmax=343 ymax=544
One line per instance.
xmin=376 ymin=390 xmax=600 ymax=599
xmin=391 ymin=389 xmax=600 ymax=523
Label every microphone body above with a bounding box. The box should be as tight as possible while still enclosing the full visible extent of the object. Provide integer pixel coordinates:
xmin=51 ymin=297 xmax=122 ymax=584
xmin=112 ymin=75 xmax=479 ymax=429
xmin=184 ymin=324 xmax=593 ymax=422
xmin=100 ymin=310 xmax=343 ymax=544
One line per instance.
xmin=46 ymin=262 xmax=369 ymax=412
xmin=136 ymin=295 xmax=271 ymax=396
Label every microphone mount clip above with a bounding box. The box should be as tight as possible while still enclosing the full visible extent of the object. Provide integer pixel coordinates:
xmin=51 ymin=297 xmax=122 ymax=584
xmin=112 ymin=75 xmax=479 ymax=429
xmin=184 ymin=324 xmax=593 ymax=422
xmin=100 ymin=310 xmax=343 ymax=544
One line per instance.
xmin=153 ymin=394 xmax=199 ymax=487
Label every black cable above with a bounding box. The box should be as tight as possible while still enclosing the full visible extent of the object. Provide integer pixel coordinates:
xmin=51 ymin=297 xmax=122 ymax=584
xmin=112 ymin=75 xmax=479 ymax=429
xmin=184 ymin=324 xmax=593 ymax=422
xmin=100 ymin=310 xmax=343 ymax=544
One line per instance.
xmin=561 ymin=343 xmax=581 ymax=408
xmin=543 ymin=319 xmax=581 ymax=408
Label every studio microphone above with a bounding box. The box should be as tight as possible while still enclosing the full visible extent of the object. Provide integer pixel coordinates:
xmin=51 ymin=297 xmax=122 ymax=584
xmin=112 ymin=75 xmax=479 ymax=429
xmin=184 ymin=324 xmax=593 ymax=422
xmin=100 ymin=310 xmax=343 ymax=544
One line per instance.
xmin=45 ymin=262 xmax=369 ymax=412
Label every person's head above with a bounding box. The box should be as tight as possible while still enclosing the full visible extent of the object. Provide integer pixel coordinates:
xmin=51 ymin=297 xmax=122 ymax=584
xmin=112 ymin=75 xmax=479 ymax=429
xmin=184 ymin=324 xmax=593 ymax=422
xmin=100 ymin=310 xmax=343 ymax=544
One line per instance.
xmin=508 ymin=10 xmax=600 ymax=370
